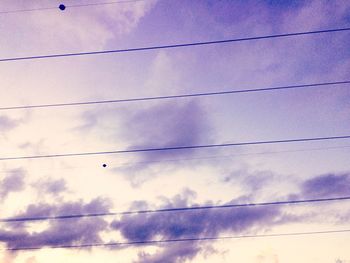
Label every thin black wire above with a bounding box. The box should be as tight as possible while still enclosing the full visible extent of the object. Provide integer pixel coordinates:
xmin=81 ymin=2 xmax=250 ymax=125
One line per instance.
xmin=1 ymin=27 xmax=350 ymax=62
xmin=1 ymin=135 xmax=350 ymax=161
xmin=1 ymin=144 xmax=349 ymax=175
xmin=5 ymin=229 xmax=350 ymax=251
xmin=68 ymin=0 xmax=146 ymax=8
xmin=2 ymin=196 xmax=350 ymax=223
xmin=0 ymin=0 xmax=146 ymax=14
xmin=0 ymin=7 xmax=55 ymax=14
xmin=113 ymin=144 xmax=350 ymax=167
xmin=0 ymin=80 xmax=349 ymax=111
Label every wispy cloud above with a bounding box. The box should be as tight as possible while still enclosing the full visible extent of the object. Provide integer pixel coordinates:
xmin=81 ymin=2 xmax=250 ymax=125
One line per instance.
xmin=0 ymin=116 xmax=19 ymax=132
xmin=32 ymin=178 xmax=67 ymax=196
xmin=0 ymin=169 xmax=25 ymax=200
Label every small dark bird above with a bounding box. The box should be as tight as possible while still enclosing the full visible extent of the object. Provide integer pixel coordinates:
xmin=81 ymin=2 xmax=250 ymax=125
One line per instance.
xmin=59 ymin=4 xmax=66 ymax=10
xmin=102 ymin=164 xmax=107 ymax=168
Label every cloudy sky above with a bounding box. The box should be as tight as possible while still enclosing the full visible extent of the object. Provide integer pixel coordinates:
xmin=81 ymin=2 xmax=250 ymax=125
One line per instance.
xmin=1 ymin=0 xmax=350 ymax=262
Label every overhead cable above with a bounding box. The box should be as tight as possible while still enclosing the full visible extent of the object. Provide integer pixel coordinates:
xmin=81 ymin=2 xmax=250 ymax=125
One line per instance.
xmin=5 ymin=229 xmax=350 ymax=251
xmin=1 ymin=27 xmax=350 ymax=62
xmin=0 ymin=0 xmax=145 ymax=15
xmin=0 ymin=80 xmax=349 ymax=111
xmin=1 ymin=144 xmax=349 ymax=175
xmin=1 ymin=135 xmax=350 ymax=161
xmin=2 ymin=196 xmax=350 ymax=223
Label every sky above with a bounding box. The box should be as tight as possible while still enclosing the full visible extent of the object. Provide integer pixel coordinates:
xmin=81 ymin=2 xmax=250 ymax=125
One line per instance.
xmin=0 ymin=0 xmax=350 ymax=262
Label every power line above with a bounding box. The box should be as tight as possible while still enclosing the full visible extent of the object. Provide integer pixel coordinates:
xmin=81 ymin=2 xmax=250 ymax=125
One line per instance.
xmin=2 ymin=196 xmax=350 ymax=223
xmin=0 ymin=0 xmax=146 ymax=15
xmin=0 ymin=6 xmax=54 ymax=14
xmin=1 ymin=80 xmax=349 ymax=111
xmin=67 ymin=0 xmax=146 ymax=8
xmin=1 ymin=135 xmax=350 ymax=161
xmin=3 ymin=144 xmax=350 ymax=174
xmin=113 ymin=144 xmax=350 ymax=167
xmin=1 ymin=144 xmax=349 ymax=175
xmin=1 ymin=27 xmax=350 ymax=62
xmin=5 ymin=229 xmax=350 ymax=251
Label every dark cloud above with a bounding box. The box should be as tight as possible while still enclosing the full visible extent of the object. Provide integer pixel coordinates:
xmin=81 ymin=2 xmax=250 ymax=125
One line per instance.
xmin=111 ymin=191 xmax=283 ymax=263
xmin=1 ymin=198 xmax=111 ymax=250
xmin=0 ymin=169 xmax=25 ymax=200
xmin=114 ymin=100 xmax=214 ymax=185
xmin=120 ymin=100 xmax=213 ymax=159
xmin=113 ymin=204 xmax=280 ymax=241
xmin=300 ymin=173 xmax=350 ymax=198
xmin=3 ymin=171 xmax=349 ymax=259
xmin=110 ymin=170 xmax=350 ymax=262
xmin=78 ymin=100 xmax=212 ymax=153
xmin=76 ymin=100 xmax=215 ymax=186
xmin=15 ymin=197 xmax=111 ymax=223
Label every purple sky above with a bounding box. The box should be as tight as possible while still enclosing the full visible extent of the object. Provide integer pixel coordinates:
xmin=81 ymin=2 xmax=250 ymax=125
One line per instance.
xmin=1 ymin=0 xmax=350 ymax=262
